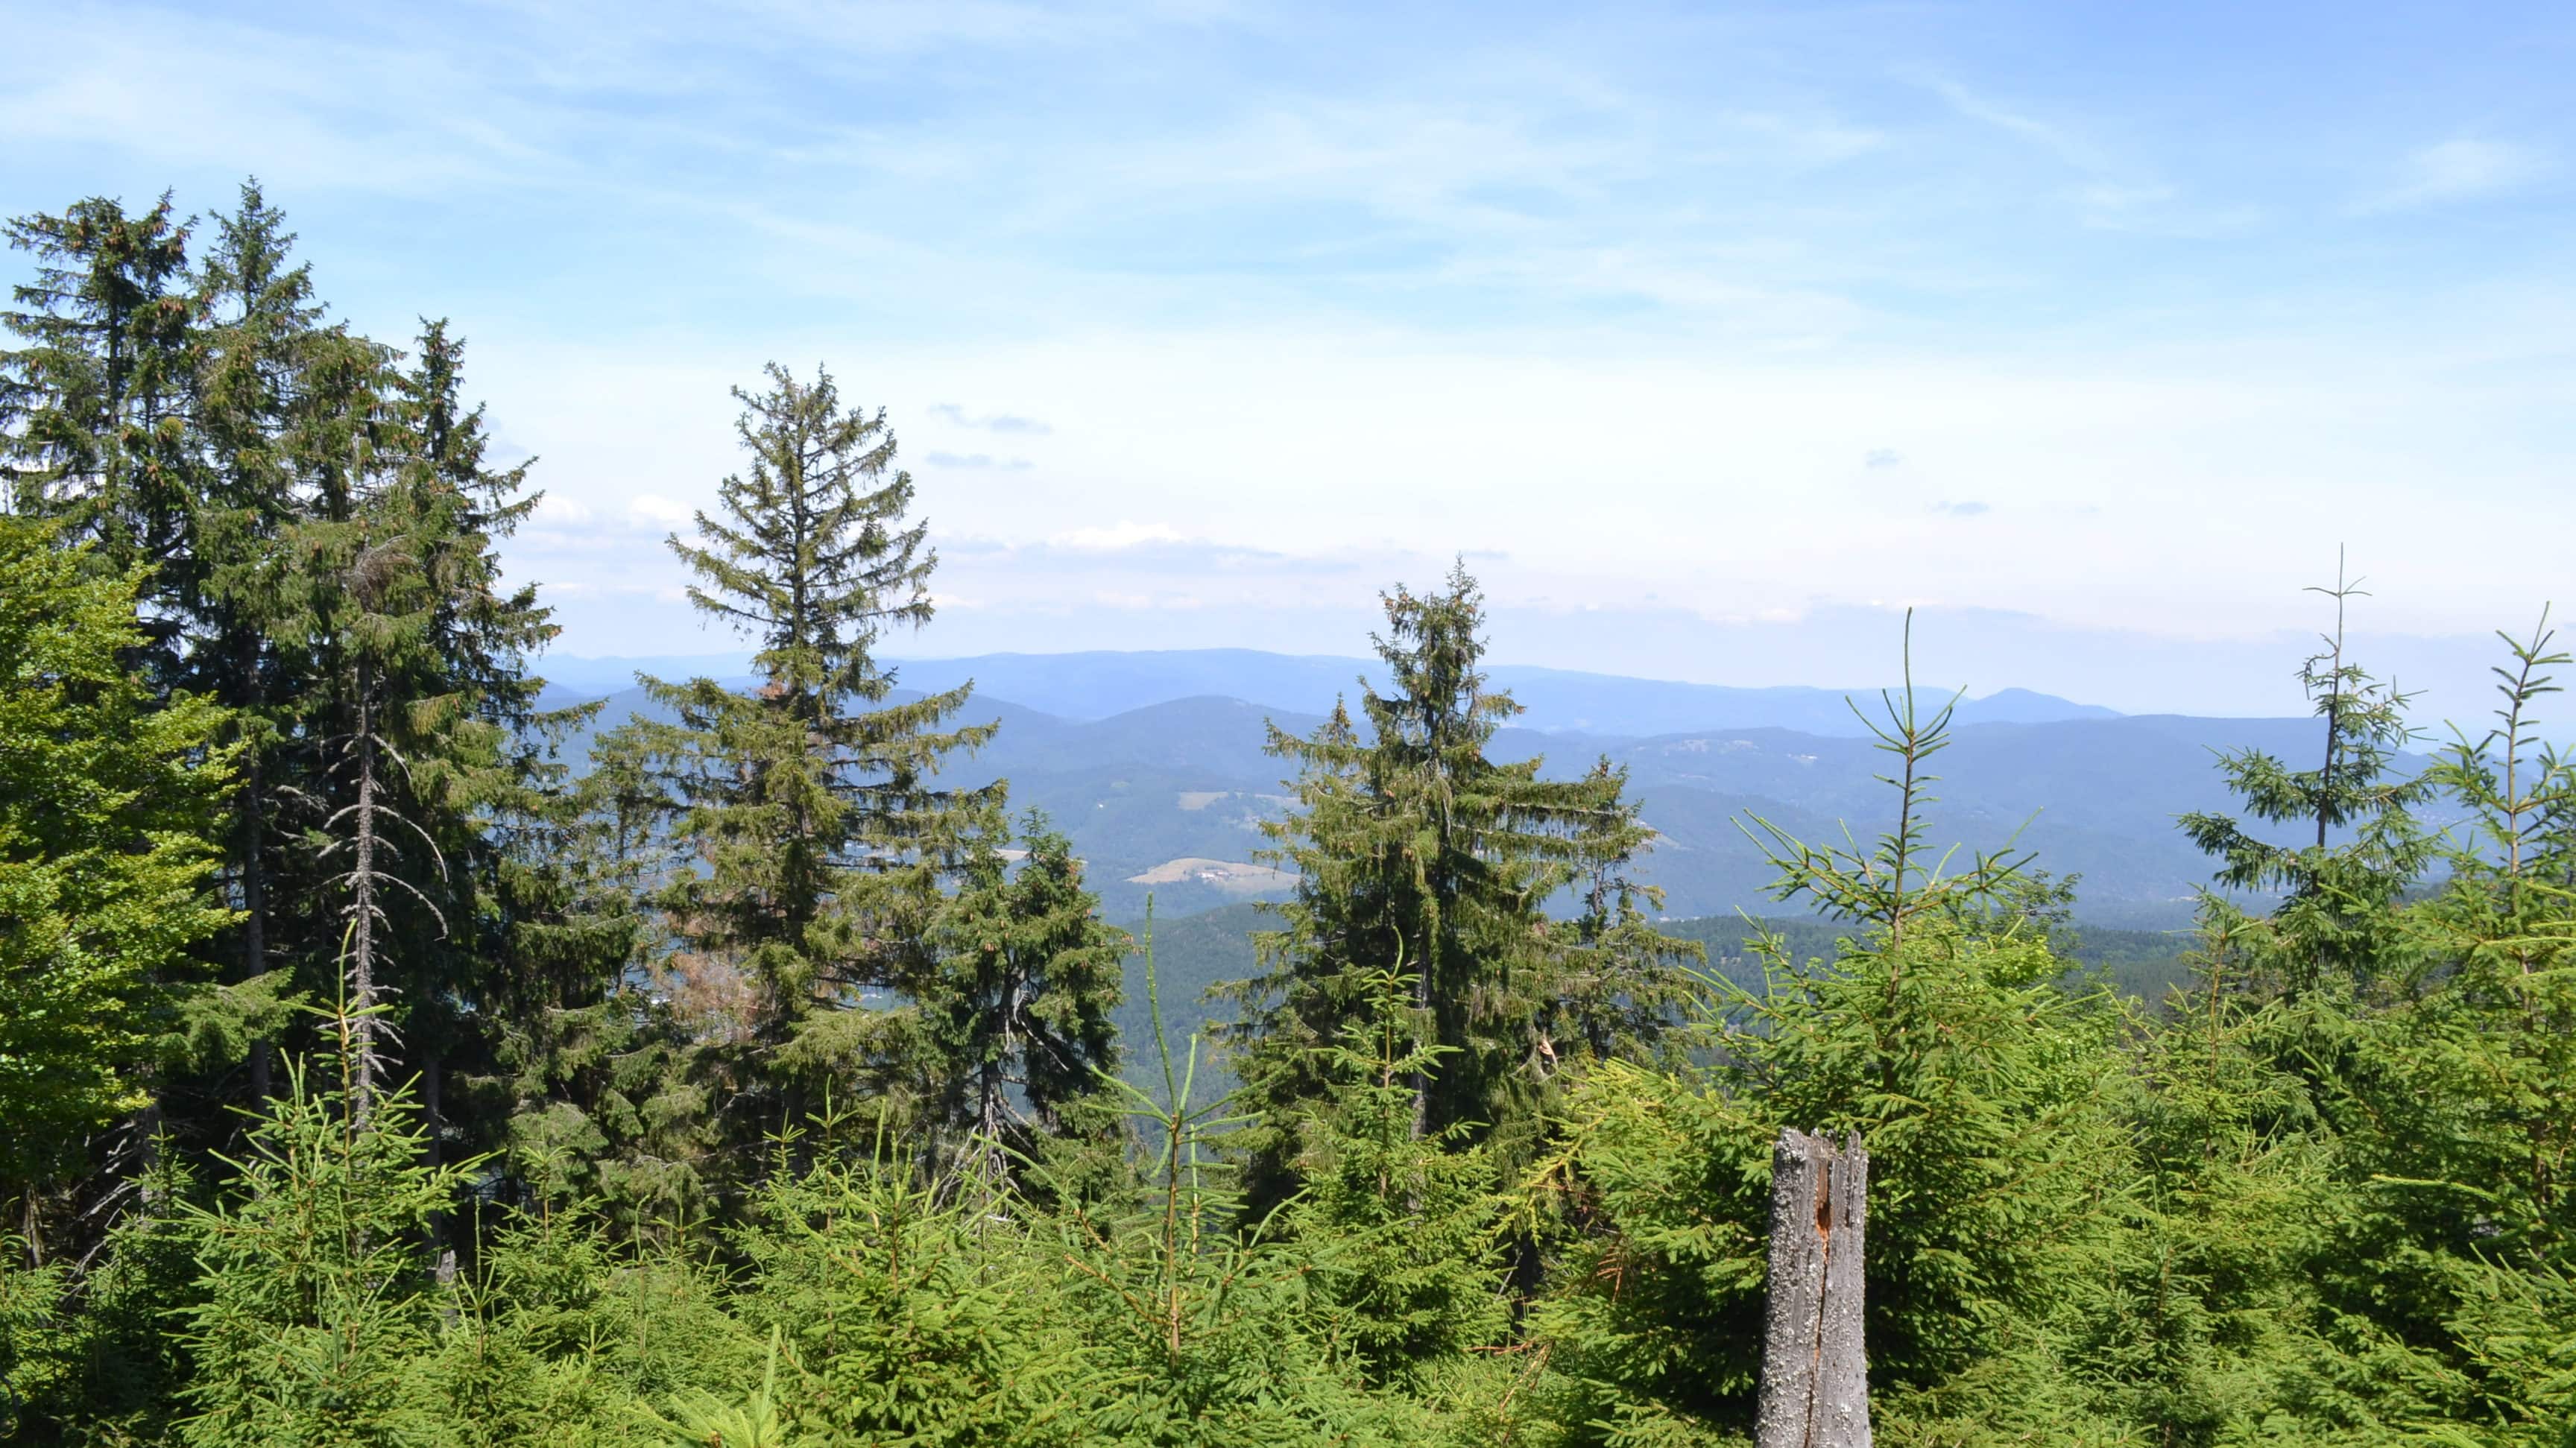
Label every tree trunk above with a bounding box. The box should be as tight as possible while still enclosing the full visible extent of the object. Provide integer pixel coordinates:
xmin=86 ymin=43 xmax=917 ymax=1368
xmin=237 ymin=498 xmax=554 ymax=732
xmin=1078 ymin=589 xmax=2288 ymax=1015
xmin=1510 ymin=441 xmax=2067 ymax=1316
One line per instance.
xmin=350 ymin=671 xmax=379 ymax=1119
xmin=1410 ymin=948 xmax=1431 ymax=1141
xmin=422 ymin=1048 xmax=443 ymax=1171
xmin=425 ymin=1048 xmax=458 ymax=1292
xmin=1755 ymin=1128 xmax=1870 ymax=1448
xmin=241 ymin=739 xmax=271 ymax=1103
xmin=135 ymin=1101 xmax=163 ymax=1211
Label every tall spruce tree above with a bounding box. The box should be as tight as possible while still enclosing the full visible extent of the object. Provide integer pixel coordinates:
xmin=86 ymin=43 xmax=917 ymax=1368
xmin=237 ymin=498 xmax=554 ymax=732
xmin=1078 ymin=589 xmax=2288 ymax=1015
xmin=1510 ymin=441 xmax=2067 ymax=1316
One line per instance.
xmin=619 ymin=363 xmax=999 ymax=1160
xmin=0 ymin=182 xmax=429 ymax=1213
xmin=918 ymin=812 xmax=1126 ymax=1180
xmin=285 ymin=429 xmax=427 ymax=1116
xmin=1222 ymin=563 xmax=1692 ymax=1205
xmin=276 ymin=317 xmax=560 ymax=1128
xmin=370 ymin=318 xmax=566 ymax=1174
xmin=182 ymin=183 xmax=374 ymax=1106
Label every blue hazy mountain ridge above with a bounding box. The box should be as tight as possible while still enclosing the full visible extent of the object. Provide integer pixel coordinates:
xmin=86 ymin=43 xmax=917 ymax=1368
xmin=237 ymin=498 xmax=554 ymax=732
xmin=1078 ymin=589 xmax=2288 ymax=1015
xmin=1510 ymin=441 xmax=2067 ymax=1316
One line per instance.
xmin=531 ymin=648 xmax=2121 ymax=737
xmin=528 ymin=652 xmax=2396 ymax=931
xmin=886 ymin=649 xmax=2124 ymax=736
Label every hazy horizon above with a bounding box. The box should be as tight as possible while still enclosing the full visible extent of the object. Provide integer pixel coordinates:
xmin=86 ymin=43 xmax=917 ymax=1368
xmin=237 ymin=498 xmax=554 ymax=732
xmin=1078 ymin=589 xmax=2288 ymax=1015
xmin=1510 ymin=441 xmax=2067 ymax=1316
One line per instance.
xmin=522 ymin=627 xmax=2558 ymax=736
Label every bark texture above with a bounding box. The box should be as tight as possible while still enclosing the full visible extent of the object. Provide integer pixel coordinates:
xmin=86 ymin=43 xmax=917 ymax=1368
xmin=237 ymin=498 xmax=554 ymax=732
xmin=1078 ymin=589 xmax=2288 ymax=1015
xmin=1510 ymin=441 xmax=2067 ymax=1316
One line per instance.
xmin=1755 ymin=1127 xmax=1871 ymax=1448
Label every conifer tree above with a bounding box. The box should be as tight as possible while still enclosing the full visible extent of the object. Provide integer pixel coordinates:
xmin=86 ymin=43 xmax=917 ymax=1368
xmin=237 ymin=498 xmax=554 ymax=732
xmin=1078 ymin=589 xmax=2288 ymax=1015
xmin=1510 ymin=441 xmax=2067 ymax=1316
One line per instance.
xmin=1528 ymin=635 xmax=2136 ymax=1440
xmin=368 ymin=318 xmax=567 ymax=1169
xmin=0 ymin=193 xmax=200 ymax=674
xmin=182 ymin=182 xmax=374 ymax=1104
xmin=1224 ymin=563 xmax=1690 ymax=1203
xmin=2179 ymin=559 xmax=2434 ymax=993
xmin=2 ymin=192 xmax=230 ymax=1210
xmin=621 ymin=363 xmax=998 ymax=1156
xmin=917 ymin=812 xmax=1125 ymax=1179
xmin=280 ymin=318 xmax=559 ymax=1122
xmin=289 ymin=461 xmax=430 ymax=1116
xmin=1740 ymin=610 xmax=2037 ymax=952
xmin=2285 ymin=613 xmax=2576 ymax=1435
xmin=0 ymin=518 xmax=235 ymax=1211
xmin=1285 ymin=964 xmax=1509 ymax=1390
xmin=482 ymin=730 xmax=713 ymax=1229
xmin=172 ymin=1017 xmax=478 ymax=1448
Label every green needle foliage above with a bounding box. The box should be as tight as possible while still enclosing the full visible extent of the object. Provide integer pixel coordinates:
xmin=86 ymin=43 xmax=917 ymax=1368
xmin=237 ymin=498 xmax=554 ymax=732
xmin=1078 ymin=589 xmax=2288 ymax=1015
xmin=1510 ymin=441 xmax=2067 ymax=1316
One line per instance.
xmin=1225 ymin=562 xmax=1694 ymax=1207
xmin=7 ymin=183 xmax=2576 ymax=1448
xmin=2180 ymin=559 xmax=2437 ymax=995
xmin=2282 ymin=610 xmax=2576 ymax=1441
xmin=182 ymin=182 xmax=364 ymax=1107
xmin=1 ymin=191 xmax=200 ymax=657
xmin=640 ymin=1327 xmax=806 ymax=1448
xmin=1049 ymin=918 xmax=1408 ymax=1447
xmin=1284 ymin=961 xmax=1511 ymax=1391
xmin=0 ymin=517 xmax=236 ymax=1197
xmin=1524 ymin=649 xmax=2134 ymax=1444
xmin=918 ymin=811 xmax=1128 ymax=1182
xmin=611 ymin=362 xmax=1002 ymax=1174
xmin=732 ymin=1125 xmax=1090 ymax=1446
xmin=174 ymin=1011 xmax=482 ymax=1448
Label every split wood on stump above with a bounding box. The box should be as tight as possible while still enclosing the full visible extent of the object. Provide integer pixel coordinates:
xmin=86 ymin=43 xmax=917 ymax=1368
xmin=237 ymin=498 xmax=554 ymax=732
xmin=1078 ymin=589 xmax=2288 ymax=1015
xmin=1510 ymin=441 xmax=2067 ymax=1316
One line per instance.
xmin=1755 ymin=1128 xmax=1870 ymax=1448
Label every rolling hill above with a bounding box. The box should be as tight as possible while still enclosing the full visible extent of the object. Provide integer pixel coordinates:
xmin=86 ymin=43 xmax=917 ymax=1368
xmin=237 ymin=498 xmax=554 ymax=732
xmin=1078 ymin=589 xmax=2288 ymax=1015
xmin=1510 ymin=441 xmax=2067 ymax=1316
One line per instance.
xmin=525 ymin=649 xmax=2399 ymax=929
xmin=538 ymin=648 xmax=2121 ymax=737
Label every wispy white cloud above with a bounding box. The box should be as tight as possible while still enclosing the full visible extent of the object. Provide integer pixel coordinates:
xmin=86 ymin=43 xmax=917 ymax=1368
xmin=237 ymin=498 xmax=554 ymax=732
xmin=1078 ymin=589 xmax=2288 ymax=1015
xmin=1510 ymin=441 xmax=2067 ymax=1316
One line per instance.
xmin=1913 ymin=73 xmax=2106 ymax=171
xmin=924 ymin=450 xmax=1033 ymax=470
xmin=2070 ymin=183 xmax=2174 ymax=210
xmin=700 ymin=0 xmax=1241 ymax=58
xmin=927 ymin=403 xmax=1052 ymax=434
xmin=1054 ymin=520 xmax=1188 ymax=551
xmin=2358 ymin=139 xmax=2551 ymax=212
xmin=0 ymin=7 xmax=592 ymax=197
xmin=1910 ymin=72 xmax=2250 ymax=237
xmin=628 ymin=493 xmax=695 ymax=526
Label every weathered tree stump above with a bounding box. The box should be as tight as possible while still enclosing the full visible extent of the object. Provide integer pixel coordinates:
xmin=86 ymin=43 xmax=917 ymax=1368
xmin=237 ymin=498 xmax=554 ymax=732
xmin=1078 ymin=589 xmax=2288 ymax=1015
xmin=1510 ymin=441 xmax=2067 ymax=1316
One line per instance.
xmin=1755 ymin=1128 xmax=1870 ymax=1448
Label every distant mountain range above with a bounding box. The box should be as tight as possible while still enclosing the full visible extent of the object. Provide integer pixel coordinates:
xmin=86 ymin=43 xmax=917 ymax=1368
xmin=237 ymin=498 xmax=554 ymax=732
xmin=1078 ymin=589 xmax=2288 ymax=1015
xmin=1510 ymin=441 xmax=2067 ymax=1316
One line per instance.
xmin=534 ymin=648 xmax=2123 ymax=738
xmin=528 ymin=648 xmax=2391 ymax=932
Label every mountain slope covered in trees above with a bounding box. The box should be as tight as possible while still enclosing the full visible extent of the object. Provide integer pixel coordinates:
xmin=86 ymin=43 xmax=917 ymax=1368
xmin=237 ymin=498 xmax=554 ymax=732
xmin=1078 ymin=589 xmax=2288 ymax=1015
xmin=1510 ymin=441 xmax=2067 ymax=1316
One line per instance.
xmin=543 ymin=677 xmax=2418 ymax=926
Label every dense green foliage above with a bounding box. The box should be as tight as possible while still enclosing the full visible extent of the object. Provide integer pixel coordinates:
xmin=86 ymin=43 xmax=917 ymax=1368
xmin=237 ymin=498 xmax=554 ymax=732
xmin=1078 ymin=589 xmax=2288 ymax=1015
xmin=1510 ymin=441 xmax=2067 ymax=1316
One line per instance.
xmin=4 ymin=183 xmax=2572 ymax=1447
xmin=602 ymin=361 xmax=1006 ymax=1184
xmin=0 ymin=517 xmax=234 ymax=1192
xmin=1222 ymin=564 xmax=1698 ymax=1209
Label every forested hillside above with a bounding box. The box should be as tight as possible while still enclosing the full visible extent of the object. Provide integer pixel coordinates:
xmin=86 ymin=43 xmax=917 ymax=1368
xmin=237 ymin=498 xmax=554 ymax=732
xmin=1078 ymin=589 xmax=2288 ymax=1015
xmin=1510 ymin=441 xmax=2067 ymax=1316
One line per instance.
xmin=1107 ymin=903 xmax=2197 ymax=1099
xmin=4 ymin=185 xmax=2570 ymax=1447
xmin=545 ymin=674 xmax=2402 ymax=926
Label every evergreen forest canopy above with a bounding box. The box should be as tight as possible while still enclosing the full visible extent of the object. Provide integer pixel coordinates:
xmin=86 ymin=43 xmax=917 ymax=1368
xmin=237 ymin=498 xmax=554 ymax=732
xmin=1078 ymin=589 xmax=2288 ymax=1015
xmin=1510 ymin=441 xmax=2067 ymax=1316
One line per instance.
xmin=1 ymin=183 xmax=2570 ymax=1448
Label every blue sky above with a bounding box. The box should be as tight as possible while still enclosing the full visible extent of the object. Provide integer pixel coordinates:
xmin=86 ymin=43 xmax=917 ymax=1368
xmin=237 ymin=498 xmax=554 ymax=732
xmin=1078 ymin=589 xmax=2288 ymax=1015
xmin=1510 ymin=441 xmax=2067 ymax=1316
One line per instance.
xmin=6 ymin=0 xmax=2573 ymax=721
